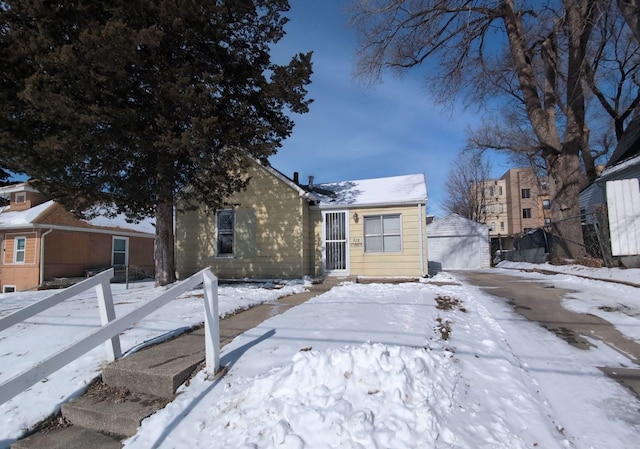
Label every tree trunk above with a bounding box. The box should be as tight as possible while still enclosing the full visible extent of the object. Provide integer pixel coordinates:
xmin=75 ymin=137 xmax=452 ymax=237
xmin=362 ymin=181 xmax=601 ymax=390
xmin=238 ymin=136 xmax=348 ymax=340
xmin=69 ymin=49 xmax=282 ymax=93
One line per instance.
xmin=155 ymin=188 xmax=176 ymax=286
xmin=546 ymin=149 xmax=588 ymax=260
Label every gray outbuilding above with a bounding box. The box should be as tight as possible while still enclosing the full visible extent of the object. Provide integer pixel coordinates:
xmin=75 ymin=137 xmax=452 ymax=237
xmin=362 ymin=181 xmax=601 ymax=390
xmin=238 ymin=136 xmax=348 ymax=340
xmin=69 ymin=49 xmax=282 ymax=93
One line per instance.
xmin=427 ymin=214 xmax=491 ymax=275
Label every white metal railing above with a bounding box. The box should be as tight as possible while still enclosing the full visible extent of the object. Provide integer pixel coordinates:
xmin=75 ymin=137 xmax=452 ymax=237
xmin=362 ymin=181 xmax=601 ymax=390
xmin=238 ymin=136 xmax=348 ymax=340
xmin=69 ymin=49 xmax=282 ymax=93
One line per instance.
xmin=0 ymin=268 xmax=219 ymax=404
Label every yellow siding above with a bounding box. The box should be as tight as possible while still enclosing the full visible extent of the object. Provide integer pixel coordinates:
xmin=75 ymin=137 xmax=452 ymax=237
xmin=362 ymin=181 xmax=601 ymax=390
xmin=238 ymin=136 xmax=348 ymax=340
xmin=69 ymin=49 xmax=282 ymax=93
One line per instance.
xmin=176 ymin=159 xmax=311 ymax=279
xmin=311 ymin=205 xmax=428 ymax=277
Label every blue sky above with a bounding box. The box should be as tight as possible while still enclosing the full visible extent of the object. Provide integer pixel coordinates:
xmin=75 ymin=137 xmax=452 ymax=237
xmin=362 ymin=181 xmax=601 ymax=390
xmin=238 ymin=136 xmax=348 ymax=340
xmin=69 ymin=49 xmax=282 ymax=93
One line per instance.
xmin=270 ymin=0 xmax=513 ymax=217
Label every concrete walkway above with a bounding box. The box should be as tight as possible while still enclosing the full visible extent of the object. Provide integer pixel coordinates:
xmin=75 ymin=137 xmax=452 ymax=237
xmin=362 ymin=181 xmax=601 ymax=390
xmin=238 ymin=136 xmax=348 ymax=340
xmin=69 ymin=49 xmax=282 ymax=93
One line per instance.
xmin=460 ymin=270 xmax=640 ymax=399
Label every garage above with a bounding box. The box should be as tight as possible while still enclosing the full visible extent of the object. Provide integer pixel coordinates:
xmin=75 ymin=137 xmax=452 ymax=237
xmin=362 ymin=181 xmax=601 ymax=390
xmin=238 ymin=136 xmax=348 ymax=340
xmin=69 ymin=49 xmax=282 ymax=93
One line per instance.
xmin=427 ymin=214 xmax=490 ymax=275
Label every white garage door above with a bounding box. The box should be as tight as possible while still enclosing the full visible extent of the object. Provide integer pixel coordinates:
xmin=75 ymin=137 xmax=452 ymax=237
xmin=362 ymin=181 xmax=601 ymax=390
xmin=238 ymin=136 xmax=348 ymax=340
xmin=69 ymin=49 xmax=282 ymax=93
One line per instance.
xmin=428 ymin=234 xmax=486 ymax=271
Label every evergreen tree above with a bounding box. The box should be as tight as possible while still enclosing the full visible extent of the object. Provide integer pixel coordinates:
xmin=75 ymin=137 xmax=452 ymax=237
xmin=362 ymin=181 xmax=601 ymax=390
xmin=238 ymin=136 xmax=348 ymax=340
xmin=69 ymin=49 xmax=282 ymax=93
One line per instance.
xmin=0 ymin=0 xmax=313 ymax=285
xmin=0 ymin=164 xmax=9 ymax=187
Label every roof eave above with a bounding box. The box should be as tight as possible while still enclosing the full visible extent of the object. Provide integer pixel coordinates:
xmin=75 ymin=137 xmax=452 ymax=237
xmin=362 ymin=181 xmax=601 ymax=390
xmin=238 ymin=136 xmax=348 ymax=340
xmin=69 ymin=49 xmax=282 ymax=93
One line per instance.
xmin=311 ymin=199 xmax=427 ymax=210
xmin=0 ymin=222 xmax=155 ymax=238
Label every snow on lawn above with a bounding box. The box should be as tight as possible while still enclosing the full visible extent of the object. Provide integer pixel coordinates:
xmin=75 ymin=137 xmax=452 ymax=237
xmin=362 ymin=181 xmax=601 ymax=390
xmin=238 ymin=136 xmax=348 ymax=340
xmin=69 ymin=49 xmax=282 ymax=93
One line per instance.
xmin=0 ymin=279 xmax=308 ymax=446
xmin=498 ymin=261 xmax=640 ymax=342
xmin=2 ymin=266 xmax=640 ymax=449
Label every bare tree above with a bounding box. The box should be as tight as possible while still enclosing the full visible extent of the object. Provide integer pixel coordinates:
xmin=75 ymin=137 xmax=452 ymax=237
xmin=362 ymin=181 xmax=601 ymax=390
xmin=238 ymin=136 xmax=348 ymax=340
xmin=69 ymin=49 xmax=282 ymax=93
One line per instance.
xmin=617 ymin=0 xmax=640 ymax=44
xmin=443 ymin=150 xmax=492 ymax=222
xmin=349 ymin=0 xmax=639 ymax=259
xmin=584 ymin=1 xmax=640 ymax=142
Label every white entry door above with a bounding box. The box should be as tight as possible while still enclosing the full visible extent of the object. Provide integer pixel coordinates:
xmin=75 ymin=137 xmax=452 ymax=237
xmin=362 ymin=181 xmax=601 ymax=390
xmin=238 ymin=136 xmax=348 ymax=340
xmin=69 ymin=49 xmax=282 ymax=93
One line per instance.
xmin=323 ymin=211 xmax=349 ymax=275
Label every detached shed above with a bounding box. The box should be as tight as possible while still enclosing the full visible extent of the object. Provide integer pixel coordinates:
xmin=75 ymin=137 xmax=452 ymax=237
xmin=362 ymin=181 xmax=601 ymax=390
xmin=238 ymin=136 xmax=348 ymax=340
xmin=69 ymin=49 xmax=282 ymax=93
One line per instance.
xmin=427 ymin=214 xmax=490 ymax=275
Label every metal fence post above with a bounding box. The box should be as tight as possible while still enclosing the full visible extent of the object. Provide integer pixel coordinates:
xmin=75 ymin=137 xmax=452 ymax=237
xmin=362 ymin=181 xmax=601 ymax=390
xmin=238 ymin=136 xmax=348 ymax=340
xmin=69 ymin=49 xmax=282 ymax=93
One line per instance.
xmin=203 ymin=270 xmax=220 ymax=374
xmin=96 ymin=278 xmax=122 ymax=361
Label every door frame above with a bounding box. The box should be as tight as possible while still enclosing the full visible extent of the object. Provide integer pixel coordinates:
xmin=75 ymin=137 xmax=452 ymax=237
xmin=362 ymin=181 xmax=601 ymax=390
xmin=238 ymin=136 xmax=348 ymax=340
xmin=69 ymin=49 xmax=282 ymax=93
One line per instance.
xmin=322 ymin=210 xmax=350 ymax=276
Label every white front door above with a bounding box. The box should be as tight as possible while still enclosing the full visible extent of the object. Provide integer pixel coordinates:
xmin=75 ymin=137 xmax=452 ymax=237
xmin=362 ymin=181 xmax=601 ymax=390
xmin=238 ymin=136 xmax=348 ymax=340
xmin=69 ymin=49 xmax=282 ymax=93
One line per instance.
xmin=323 ymin=211 xmax=349 ymax=275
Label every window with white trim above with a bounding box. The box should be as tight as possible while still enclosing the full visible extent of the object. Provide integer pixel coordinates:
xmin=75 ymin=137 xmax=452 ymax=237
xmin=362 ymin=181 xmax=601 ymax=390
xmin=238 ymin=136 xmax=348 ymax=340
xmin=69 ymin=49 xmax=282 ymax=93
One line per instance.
xmin=2 ymin=285 xmax=16 ymax=293
xmin=216 ymin=210 xmax=235 ymax=256
xmin=364 ymin=214 xmax=401 ymax=253
xmin=15 ymin=192 xmax=26 ymax=204
xmin=112 ymin=237 xmax=129 ymax=266
xmin=14 ymin=237 xmax=26 ymax=263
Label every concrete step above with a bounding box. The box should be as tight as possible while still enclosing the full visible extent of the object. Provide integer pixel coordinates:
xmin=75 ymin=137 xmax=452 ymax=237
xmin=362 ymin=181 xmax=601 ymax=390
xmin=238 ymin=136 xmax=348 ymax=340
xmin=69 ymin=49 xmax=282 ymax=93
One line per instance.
xmin=11 ymin=426 xmax=122 ymax=449
xmin=61 ymin=389 xmax=168 ymax=437
xmin=102 ymin=328 xmax=206 ymax=398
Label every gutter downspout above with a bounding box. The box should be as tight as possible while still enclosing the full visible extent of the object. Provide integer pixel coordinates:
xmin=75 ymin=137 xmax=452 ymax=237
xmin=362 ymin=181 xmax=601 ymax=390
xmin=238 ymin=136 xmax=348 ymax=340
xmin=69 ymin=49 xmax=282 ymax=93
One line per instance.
xmin=418 ymin=204 xmax=425 ymax=277
xmin=39 ymin=228 xmax=53 ymax=286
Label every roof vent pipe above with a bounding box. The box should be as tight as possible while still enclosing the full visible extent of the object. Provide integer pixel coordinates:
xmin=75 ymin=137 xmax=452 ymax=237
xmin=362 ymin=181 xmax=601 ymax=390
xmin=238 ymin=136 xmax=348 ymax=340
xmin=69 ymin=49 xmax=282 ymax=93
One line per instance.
xmin=308 ymin=176 xmax=314 ymax=189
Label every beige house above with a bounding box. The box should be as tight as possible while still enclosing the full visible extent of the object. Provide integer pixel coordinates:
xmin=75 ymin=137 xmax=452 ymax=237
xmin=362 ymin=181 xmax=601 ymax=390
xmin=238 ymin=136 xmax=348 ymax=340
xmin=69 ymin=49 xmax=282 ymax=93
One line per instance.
xmin=0 ymin=183 xmax=155 ymax=292
xmin=175 ymin=158 xmax=428 ymax=280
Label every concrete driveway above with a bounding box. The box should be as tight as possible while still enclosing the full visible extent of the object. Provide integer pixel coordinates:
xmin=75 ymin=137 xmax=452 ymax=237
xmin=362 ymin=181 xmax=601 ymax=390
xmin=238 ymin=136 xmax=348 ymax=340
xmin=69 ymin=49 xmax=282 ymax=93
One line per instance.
xmin=459 ymin=270 xmax=640 ymax=399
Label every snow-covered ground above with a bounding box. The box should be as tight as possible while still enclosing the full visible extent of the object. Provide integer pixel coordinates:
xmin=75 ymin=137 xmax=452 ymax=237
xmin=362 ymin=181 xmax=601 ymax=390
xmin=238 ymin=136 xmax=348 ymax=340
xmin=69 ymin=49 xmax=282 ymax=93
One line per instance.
xmin=1 ymin=263 xmax=640 ymax=448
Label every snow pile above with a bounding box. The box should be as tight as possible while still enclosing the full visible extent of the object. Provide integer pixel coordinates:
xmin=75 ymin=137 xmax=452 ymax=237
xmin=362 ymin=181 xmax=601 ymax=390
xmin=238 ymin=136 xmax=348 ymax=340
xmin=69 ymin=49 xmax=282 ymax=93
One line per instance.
xmin=206 ymin=343 xmax=456 ymax=448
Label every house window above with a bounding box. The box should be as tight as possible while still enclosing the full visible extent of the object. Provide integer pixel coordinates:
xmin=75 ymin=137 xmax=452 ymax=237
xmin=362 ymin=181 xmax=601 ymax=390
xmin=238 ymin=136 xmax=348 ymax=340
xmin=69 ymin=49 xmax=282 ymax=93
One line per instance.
xmin=489 ymin=204 xmax=495 ymax=213
xmin=498 ymin=204 xmax=504 ymax=213
xmin=2 ymin=285 xmax=16 ymax=293
xmin=522 ymin=208 xmax=532 ymax=219
xmin=489 ymin=186 xmax=494 ymax=196
xmin=500 ymin=221 xmax=505 ymax=231
xmin=15 ymin=192 xmax=26 ymax=204
xmin=490 ymin=222 xmax=495 ymax=231
xmin=216 ymin=210 xmax=235 ymax=256
xmin=112 ymin=237 xmax=129 ymax=266
xmin=498 ymin=186 xmax=503 ymax=196
xmin=14 ymin=237 xmax=26 ymax=263
xmin=542 ymin=199 xmax=550 ymax=210
xmin=364 ymin=214 xmax=401 ymax=253
xmin=521 ymin=188 xmax=531 ymax=199
xmin=544 ymin=218 xmax=552 ymax=226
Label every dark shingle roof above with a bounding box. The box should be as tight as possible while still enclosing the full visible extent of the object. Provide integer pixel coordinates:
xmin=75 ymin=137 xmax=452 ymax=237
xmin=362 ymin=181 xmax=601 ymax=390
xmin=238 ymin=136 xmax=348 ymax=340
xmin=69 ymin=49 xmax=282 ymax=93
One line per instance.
xmin=606 ymin=115 xmax=640 ymax=168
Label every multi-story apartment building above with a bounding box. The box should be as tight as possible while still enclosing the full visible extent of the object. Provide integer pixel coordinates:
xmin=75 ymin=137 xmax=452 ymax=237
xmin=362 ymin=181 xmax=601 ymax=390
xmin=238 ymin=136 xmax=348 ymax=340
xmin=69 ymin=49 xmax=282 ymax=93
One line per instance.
xmin=475 ymin=167 xmax=550 ymax=251
xmin=479 ymin=178 xmax=508 ymax=236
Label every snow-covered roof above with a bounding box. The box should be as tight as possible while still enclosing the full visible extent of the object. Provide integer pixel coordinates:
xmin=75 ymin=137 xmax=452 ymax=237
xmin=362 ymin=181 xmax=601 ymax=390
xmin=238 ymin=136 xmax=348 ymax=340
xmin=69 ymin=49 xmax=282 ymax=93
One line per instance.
xmin=85 ymin=214 xmax=155 ymax=235
xmin=0 ymin=200 xmax=56 ymax=226
xmin=600 ymin=153 xmax=640 ymax=179
xmin=0 ymin=182 xmax=39 ymax=198
xmin=427 ymin=213 xmax=490 ymax=233
xmin=312 ymin=173 xmax=427 ymax=208
xmin=0 ymin=200 xmax=154 ymax=235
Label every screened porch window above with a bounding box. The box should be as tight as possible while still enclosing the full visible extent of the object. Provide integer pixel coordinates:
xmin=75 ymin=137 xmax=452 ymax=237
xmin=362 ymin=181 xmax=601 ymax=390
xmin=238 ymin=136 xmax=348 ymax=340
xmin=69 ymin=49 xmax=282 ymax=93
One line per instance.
xmin=216 ymin=210 xmax=234 ymax=257
xmin=364 ymin=214 xmax=401 ymax=253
